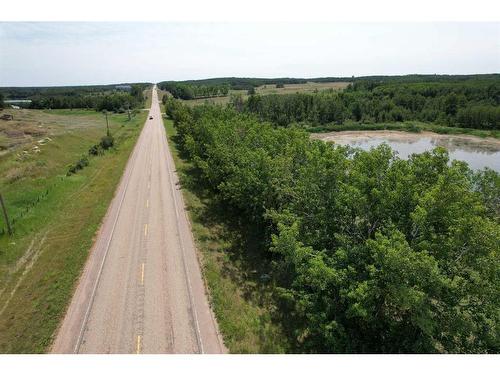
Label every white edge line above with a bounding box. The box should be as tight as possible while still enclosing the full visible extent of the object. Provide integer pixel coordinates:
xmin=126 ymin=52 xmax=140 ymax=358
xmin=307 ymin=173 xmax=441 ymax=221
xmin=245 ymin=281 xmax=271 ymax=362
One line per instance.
xmin=72 ymin=112 xmax=149 ymax=353
xmin=161 ymin=99 xmax=204 ymax=354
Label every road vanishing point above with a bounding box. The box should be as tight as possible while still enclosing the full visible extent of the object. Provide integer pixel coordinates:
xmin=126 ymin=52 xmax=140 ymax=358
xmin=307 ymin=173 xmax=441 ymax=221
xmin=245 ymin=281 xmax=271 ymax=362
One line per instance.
xmin=52 ymin=87 xmax=225 ymax=354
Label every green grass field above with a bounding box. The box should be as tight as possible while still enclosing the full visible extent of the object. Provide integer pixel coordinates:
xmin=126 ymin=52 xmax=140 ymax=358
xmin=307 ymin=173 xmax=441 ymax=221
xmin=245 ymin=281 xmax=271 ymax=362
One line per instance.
xmin=256 ymin=81 xmax=349 ymax=95
xmin=0 ymin=108 xmax=146 ymax=353
xmin=163 ymin=116 xmax=289 ymax=353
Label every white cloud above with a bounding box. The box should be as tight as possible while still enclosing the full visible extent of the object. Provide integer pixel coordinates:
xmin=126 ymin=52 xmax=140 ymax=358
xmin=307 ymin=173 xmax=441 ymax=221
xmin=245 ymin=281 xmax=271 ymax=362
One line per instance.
xmin=0 ymin=22 xmax=499 ymax=86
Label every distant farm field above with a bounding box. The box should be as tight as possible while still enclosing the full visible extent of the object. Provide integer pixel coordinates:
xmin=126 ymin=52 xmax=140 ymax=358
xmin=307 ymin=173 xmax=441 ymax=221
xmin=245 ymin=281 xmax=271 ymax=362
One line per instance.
xmin=0 ymin=108 xmax=146 ymax=353
xmin=256 ymin=81 xmax=349 ymax=95
xmin=180 ymin=90 xmax=246 ymax=107
xmin=181 ymin=81 xmax=350 ymax=107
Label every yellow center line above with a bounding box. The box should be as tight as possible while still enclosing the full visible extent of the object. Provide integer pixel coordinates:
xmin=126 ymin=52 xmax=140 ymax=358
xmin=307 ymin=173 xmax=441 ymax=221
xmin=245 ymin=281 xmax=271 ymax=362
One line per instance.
xmin=136 ymin=335 xmax=142 ymax=354
xmin=144 ymin=223 xmax=148 ymax=237
xmin=141 ymin=263 xmax=145 ymax=285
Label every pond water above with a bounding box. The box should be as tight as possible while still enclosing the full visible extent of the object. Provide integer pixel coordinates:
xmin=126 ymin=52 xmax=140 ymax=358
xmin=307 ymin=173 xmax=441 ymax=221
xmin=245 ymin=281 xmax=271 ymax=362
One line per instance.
xmin=4 ymin=99 xmax=32 ymax=103
xmin=312 ymin=131 xmax=500 ymax=172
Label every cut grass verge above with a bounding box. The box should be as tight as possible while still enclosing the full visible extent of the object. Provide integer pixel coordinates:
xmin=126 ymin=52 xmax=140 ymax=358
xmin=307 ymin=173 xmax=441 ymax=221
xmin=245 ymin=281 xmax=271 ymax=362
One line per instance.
xmin=0 ymin=110 xmax=147 ymax=353
xmin=163 ymin=116 xmax=289 ymax=353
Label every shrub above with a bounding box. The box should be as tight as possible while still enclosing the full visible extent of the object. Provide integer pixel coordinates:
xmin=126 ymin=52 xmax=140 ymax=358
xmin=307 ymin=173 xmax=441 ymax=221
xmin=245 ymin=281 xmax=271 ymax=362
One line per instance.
xmin=100 ymin=135 xmax=114 ymax=150
xmin=76 ymin=156 xmax=89 ymax=169
xmin=66 ymin=164 xmax=77 ymax=176
xmin=406 ymin=122 xmax=422 ymax=132
xmin=67 ymin=155 xmax=90 ymax=176
xmin=88 ymin=144 xmax=102 ymax=156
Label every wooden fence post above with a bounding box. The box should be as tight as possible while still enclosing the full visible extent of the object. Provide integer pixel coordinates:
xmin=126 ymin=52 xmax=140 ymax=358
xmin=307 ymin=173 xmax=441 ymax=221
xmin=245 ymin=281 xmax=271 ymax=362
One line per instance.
xmin=0 ymin=193 xmax=12 ymax=235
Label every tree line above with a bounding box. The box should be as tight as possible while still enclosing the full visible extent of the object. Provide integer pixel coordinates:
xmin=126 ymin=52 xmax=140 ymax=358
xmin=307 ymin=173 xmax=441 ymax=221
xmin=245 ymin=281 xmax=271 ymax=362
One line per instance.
xmin=158 ymin=82 xmax=230 ymax=100
xmin=241 ymin=78 xmax=500 ymax=130
xmin=161 ymin=77 xmax=350 ymax=91
xmin=158 ymin=74 xmax=498 ymax=92
xmin=29 ymin=84 xmax=145 ymax=111
xmin=0 ymin=83 xmax=150 ymax=99
xmin=0 ymin=84 xmax=148 ymax=112
xmin=165 ymin=99 xmax=499 ymax=353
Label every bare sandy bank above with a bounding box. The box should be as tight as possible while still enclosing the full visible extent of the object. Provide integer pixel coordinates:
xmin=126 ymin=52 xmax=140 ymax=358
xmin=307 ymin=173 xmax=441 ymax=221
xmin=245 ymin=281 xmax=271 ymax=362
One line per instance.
xmin=311 ymin=130 xmax=500 ymax=148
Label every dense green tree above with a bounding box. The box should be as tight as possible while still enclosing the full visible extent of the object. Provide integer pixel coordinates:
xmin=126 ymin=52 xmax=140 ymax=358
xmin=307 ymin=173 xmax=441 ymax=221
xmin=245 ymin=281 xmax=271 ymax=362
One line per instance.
xmin=167 ymin=101 xmax=499 ymax=353
xmin=28 ymin=90 xmax=145 ymax=112
xmin=0 ymin=83 xmax=149 ymax=111
xmin=158 ymin=82 xmax=230 ymax=99
xmin=240 ymin=77 xmax=500 ymax=130
xmin=130 ymin=84 xmax=145 ymax=102
xmin=457 ymin=105 xmax=500 ymax=129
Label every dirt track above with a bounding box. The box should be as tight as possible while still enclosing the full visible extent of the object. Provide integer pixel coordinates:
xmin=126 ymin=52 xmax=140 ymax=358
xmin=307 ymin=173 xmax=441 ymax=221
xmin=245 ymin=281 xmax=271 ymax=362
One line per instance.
xmin=51 ymin=86 xmax=225 ymax=354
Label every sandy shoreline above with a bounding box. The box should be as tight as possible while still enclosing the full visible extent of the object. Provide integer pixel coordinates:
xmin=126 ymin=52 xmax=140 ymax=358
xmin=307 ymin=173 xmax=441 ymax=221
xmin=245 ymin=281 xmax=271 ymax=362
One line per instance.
xmin=311 ymin=130 xmax=500 ymax=148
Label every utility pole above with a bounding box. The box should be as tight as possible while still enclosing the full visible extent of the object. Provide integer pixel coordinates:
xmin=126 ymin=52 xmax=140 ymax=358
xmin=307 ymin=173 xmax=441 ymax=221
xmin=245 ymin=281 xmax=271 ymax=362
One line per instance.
xmin=104 ymin=111 xmax=110 ymax=136
xmin=0 ymin=193 xmax=12 ymax=235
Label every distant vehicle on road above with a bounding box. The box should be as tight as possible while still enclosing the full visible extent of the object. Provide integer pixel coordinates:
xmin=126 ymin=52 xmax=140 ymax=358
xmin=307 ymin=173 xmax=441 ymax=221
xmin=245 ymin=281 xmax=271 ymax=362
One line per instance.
xmin=149 ymin=116 xmax=153 ymax=120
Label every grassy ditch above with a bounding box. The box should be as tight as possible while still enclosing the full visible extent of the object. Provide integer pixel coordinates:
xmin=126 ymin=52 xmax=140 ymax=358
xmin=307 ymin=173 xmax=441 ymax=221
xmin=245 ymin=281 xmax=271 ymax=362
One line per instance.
xmin=163 ymin=116 xmax=289 ymax=353
xmin=0 ymin=109 xmax=147 ymax=353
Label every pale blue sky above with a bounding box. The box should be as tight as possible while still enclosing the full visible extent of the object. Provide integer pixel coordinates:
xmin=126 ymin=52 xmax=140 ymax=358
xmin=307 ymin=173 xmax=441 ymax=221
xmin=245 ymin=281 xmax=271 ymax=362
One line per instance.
xmin=0 ymin=22 xmax=499 ymax=86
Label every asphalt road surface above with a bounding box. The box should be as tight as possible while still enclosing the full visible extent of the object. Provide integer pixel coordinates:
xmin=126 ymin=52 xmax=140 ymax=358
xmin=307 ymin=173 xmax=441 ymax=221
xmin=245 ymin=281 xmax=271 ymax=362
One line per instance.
xmin=52 ymin=87 xmax=225 ymax=354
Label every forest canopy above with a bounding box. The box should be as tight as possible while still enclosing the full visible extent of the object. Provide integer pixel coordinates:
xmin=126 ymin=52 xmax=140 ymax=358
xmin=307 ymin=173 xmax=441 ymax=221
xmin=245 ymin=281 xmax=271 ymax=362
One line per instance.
xmin=159 ymin=74 xmax=499 ymax=92
xmin=0 ymin=83 xmax=149 ymax=112
xmin=158 ymin=82 xmax=229 ymax=100
xmin=242 ymin=77 xmax=500 ymax=130
xmin=165 ymin=99 xmax=500 ymax=353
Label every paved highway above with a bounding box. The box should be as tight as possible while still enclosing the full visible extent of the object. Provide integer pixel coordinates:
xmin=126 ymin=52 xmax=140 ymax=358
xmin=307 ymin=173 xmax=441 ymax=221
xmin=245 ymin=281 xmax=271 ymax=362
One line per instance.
xmin=52 ymin=86 xmax=225 ymax=354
